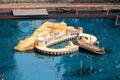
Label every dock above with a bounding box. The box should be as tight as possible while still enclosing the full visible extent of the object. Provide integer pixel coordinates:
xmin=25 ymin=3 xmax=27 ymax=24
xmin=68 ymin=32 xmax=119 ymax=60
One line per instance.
xmin=35 ymin=40 xmax=79 ymax=56
xmin=76 ymin=37 xmax=105 ymax=54
xmin=34 ymin=35 xmax=79 ymax=56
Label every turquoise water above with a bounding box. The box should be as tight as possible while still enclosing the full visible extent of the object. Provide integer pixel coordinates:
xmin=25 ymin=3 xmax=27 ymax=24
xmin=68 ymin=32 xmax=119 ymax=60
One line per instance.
xmin=0 ymin=18 xmax=120 ymax=80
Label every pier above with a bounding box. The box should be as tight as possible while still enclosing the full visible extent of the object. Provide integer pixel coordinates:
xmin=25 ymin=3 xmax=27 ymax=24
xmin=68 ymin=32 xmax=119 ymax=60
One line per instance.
xmin=46 ymin=35 xmax=77 ymax=47
xmin=12 ymin=9 xmax=48 ymax=16
xmin=35 ymin=35 xmax=79 ymax=56
xmin=35 ymin=39 xmax=79 ymax=56
xmin=76 ymin=37 xmax=105 ymax=54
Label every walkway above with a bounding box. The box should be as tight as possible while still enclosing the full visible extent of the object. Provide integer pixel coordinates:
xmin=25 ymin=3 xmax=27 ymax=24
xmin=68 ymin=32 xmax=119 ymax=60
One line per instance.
xmin=0 ymin=3 xmax=120 ymax=10
xmin=12 ymin=9 xmax=48 ymax=16
xmin=35 ymin=41 xmax=79 ymax=56
xmin=35 ymin=35 xmax=79 ymax=56
xmin=0 ymin=3 xmax=120 ymax=19
xmin=46 ymin=35 xmax=77 ymax=47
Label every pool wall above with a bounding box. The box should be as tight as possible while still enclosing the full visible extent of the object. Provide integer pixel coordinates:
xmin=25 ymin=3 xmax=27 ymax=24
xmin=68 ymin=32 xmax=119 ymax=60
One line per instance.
xmin=0 ymin=8 xmax=120 ymax=19
xmin=0 ymin=0 xmax=120 ymax=3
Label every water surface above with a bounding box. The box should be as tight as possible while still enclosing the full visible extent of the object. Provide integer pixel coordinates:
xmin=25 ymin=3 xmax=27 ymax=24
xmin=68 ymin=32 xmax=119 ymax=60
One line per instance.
xmin=0 ymin=18 xmax=120 ymax=80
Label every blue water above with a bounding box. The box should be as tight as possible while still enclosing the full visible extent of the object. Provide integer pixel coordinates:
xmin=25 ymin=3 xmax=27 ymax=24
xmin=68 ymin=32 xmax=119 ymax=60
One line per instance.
xmin=0 ymin=18 xmax=120 ymax=80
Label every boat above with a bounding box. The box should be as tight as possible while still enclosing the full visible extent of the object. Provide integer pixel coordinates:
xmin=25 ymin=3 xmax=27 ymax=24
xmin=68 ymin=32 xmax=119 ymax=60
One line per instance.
xmin=76 ymin=37 xmax=105 ymax=54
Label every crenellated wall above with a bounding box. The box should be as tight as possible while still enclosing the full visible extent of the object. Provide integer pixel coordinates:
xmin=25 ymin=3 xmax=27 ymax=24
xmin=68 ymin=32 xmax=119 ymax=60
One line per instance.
xmin=0 ymin=0 xmax=120 ymax=3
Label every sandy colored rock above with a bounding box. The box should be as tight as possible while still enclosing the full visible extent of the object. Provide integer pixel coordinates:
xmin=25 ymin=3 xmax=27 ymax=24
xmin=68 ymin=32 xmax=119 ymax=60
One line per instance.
xmin=14 ymin=21 xmax=76 ymax=51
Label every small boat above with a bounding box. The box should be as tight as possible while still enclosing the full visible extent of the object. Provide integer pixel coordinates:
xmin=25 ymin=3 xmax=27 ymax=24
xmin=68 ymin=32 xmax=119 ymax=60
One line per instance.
xmin=76 ymin=37 xmax=105 ymax=54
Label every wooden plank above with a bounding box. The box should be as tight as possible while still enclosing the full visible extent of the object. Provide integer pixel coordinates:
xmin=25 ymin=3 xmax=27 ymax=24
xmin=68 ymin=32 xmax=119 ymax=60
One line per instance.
xmin=12 ymin=9 xmax=48 ymax=16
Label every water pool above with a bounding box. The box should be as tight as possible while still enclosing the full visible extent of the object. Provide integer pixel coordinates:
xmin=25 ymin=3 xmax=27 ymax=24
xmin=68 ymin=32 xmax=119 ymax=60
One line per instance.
xmin=0 ymin=18 xmax=120 ymax=80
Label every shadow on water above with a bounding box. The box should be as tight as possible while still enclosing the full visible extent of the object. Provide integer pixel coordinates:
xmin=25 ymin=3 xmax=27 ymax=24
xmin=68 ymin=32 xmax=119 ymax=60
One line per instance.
xmin=34 ymin=50 xmax=76 ymax=57
xmin=34 ymin=53 xmax=53 ymax=59
xmin=104 ymin=48 xmax=112 ymax=54
xmin=78 ymin=47 xmax=103 ymax=56
xmin=109 ymin=9 xmax=120 ymax=15
xmin=78 ymin=47 xmax=112 ymax=56
xmin=19 ymin=49 xmax=60 ymax=59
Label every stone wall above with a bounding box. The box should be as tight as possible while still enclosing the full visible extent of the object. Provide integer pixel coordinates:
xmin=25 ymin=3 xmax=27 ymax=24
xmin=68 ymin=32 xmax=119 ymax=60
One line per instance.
xmin=0 ymin=0 xmax=120 ymax=3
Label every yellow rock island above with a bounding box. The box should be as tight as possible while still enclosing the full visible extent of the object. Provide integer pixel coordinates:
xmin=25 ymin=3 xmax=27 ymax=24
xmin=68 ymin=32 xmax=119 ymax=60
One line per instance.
xmin=14 ymin=21 xmax=81 ymax=52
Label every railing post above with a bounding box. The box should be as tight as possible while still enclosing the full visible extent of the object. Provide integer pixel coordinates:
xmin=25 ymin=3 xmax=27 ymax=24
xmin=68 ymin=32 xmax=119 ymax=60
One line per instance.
xmin=106 ymin=9 xmax=109 ymax=15
xmin=115 ymin=15 xmax=118 ymax=24
xmin=115 ymin=15 xmax=119 ymax=26
xmin=76 ymin=8 xmax=78 ymax=16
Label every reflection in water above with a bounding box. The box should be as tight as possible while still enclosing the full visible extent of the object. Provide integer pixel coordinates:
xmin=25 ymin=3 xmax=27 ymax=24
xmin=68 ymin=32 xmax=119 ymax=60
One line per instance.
xmin=62 ymin=67 xmax=96 ymax=77
xmin=34 ymin=53 xmax=53 ymax=60
xmin=54 ymin=53 xmax=97 ymax=80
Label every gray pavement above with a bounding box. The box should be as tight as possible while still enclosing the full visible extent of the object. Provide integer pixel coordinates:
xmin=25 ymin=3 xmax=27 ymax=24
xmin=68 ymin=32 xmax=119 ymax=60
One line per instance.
xmin=0 ymin=3 xmax=120 ymax=10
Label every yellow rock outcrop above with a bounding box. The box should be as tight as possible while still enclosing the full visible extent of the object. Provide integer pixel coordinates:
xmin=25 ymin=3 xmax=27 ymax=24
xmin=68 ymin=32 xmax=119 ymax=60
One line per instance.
xmin=14 ymin=21 xmax=73 ymax=51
